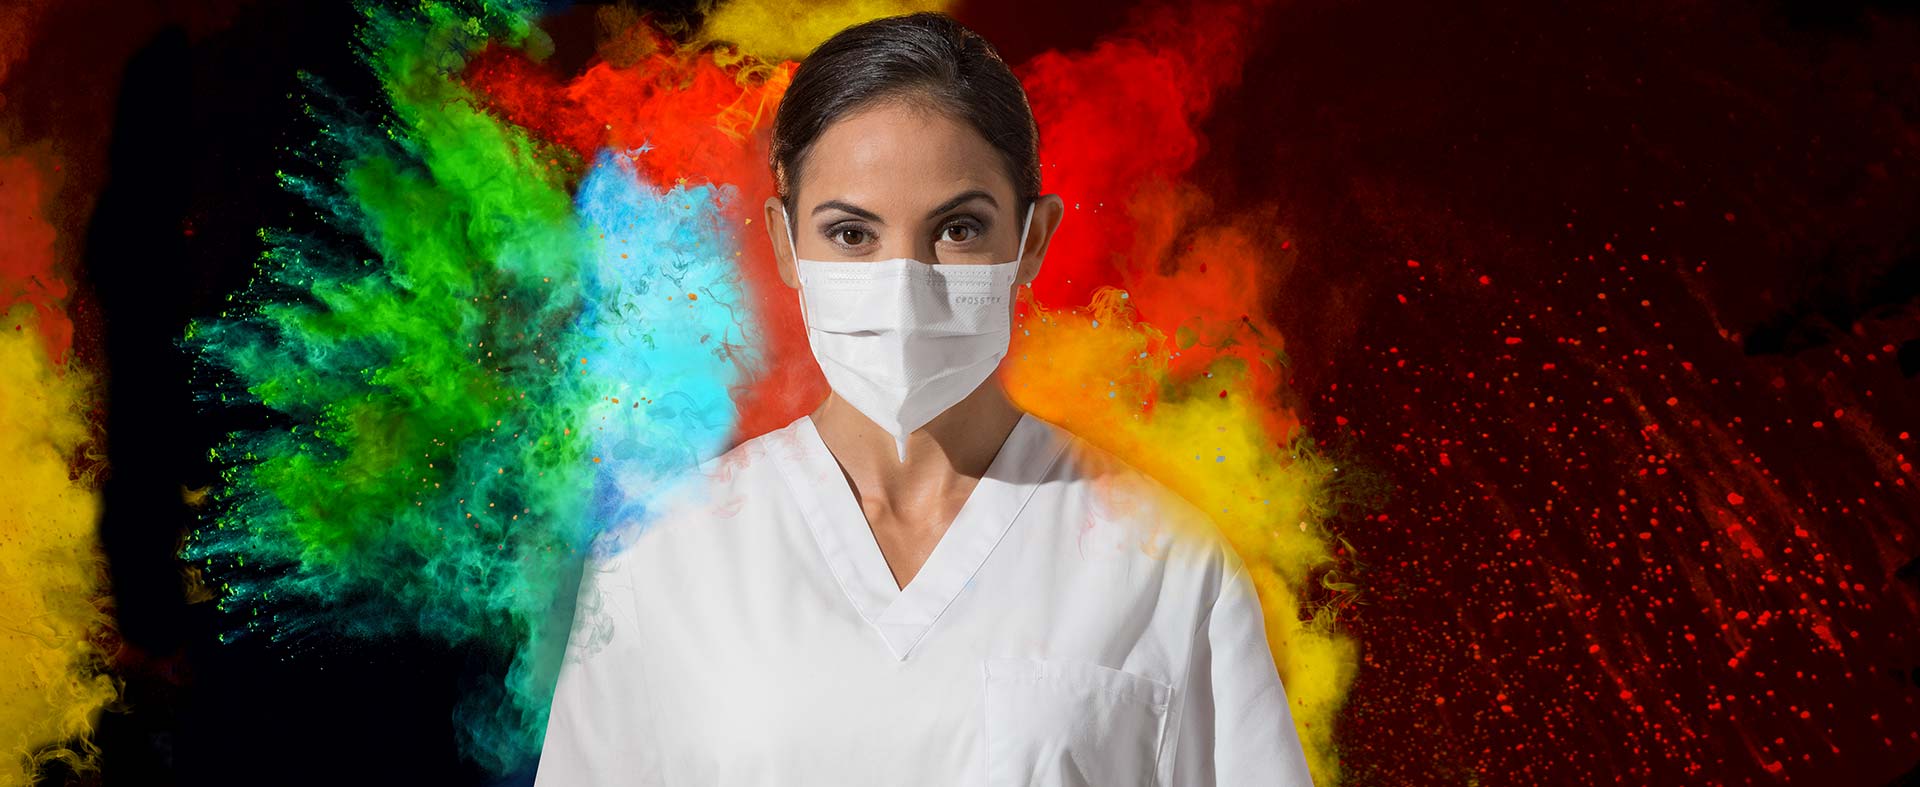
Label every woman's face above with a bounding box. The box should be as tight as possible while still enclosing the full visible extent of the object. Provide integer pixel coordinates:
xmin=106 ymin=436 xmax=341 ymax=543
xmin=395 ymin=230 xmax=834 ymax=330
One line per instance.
xmin=763 ymin=100 xmax=1062 ymax=289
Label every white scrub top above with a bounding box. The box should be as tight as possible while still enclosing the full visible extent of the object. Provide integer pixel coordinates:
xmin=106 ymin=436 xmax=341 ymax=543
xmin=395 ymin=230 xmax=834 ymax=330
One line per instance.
xmin=534 ymin=411 xmax=1315 ymax=786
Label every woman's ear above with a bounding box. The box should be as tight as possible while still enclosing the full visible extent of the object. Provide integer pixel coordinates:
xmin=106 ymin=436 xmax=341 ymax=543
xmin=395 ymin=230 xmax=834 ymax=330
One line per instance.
xmin=1015 ymin=194 xmax=1065 ymax=288
xmin=764 ymin=195 xmax=799 ymax=289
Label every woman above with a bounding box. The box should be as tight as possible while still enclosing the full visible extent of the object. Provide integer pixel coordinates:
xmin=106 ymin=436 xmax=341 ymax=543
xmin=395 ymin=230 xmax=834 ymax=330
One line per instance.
xmin=535 ymin=11 xmax=1315 ymax=787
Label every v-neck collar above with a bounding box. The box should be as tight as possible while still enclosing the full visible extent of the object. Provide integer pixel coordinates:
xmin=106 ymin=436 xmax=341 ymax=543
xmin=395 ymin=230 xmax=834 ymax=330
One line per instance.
xmin=774 ymin=411 xmax=1067 ymax=661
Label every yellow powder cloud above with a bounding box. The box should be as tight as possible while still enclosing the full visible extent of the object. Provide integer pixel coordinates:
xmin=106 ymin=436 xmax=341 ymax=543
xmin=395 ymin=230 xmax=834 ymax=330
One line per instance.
xmin=0 ymin=304 xmax=119 ymax=787
xmin=695 ymin=0 xmax=953 ymax=62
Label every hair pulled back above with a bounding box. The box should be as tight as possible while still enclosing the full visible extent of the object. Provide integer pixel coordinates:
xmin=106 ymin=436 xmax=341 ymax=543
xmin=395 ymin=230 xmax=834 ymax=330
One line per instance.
xmin=768 ymin=12 xmax=1041 ymax=239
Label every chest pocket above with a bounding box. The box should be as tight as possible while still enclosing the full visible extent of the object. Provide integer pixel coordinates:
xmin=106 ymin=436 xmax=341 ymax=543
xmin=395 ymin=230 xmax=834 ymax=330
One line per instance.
xmin=982 ymin=657 xmax=1173 ymax=787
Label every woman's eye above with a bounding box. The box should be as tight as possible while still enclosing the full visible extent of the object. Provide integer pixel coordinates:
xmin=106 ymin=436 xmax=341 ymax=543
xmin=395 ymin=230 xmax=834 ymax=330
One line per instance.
xmin=941 ymin=223 xmax=979 ymax=243
xmin=833 ymin=227 xmax=870 ymax=246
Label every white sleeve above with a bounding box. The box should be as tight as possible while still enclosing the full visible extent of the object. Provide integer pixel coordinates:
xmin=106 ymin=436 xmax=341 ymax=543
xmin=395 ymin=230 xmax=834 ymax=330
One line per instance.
xmin=1173 ymin=560 xmax=1317 ymax=786
xmin=533 ymin=544 xmax=662 ymax=787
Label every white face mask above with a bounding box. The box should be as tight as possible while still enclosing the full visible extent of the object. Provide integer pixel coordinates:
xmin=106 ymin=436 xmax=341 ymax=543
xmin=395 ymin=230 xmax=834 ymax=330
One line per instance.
xmin=783 ymin=201 xmax=1036 ymax=462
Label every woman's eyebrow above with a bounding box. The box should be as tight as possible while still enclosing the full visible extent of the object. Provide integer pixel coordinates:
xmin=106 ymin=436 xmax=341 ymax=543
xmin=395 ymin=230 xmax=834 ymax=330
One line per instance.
xmin=924 ymin=189 xmax=997 ymax=219
xmin=810 ymin=190 xmax=999 ymax=224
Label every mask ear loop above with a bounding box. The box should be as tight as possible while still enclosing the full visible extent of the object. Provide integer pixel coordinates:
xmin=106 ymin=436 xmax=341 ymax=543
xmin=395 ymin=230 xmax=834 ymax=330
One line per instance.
xmin=1014 ymin=200 xmax=1036 ymax=266
xmin=783 ymin=204 xmax=812 ymax=328
xmin=1005 ymin=201 xmax=1037 ymax=335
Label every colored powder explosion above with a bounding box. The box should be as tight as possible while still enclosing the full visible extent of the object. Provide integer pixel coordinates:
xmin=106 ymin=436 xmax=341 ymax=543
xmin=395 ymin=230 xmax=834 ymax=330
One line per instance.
xmin=7 ymin=0 xmax=1914 ymax=783
xmin=0 ymin=81 xmax=122 ymax=787
xmin=181 ymin=0 xmax=758 ymax=772
xmin=1000 ymin=0 xmax=1363 ymax=775
xmin=1197 ymin=2 xmax=1920 ymax=781
xmin=0 ymin=310 xmax=117 ymax=787
xmin=0 ymin=307 xmax=116 ymax=787
xmin=180 ymin=0 xmax=1357 ymax=780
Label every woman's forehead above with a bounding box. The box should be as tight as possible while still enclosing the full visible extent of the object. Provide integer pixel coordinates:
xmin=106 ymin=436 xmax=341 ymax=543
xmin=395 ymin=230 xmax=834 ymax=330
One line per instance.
xmin=794 ymin=102 xmax=1016 ymax=213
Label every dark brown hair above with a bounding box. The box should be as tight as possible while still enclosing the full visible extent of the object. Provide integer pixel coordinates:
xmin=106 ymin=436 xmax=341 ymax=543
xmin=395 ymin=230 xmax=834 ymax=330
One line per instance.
xmin=768 ymin=12 xmax=1041 ymax=242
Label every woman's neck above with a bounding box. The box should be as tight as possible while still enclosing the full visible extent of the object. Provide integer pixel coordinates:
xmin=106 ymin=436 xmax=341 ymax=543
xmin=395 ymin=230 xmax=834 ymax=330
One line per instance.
xmin=809 ymin=378 xmax=1025 ymax=503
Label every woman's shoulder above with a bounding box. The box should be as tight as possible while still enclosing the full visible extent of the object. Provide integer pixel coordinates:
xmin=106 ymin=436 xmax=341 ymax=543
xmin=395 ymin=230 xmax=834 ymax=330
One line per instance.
xmin=585 ymin=416 xmax=809 ymax=563
xmin=1029 ymin=415 xmax=1248 ymax=583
